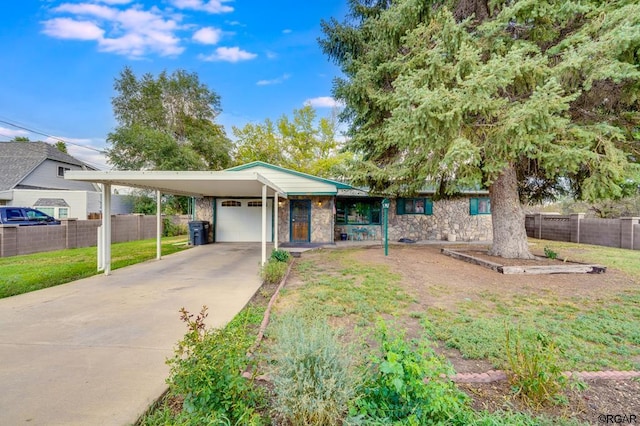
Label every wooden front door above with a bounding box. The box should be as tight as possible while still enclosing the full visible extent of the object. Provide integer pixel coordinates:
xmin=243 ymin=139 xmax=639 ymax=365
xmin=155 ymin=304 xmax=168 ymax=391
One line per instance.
xmin=290 ymin=200 xmax=311 ymax=243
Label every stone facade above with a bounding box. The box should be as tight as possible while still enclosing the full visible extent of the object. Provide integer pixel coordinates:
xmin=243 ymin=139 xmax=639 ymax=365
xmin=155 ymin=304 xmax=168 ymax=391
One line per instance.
xmin=388 ymin=198 xmax=492 ymax=242
xmin=277 ymin=196 xmax=334 ymax=244
xmin=195 ymin=197 xmax=214 ymax=243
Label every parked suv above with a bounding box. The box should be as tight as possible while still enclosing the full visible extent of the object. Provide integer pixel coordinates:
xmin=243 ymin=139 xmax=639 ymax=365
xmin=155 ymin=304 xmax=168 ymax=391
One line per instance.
xmin=0 ymin=207 xmax=61 ymax=226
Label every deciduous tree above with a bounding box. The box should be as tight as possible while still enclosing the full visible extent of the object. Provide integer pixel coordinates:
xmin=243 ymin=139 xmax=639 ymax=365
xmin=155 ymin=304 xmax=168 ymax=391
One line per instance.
xmin=232 ymin=105 xmax=352 ymax=178
xmin=107 ymin=67 xmax=231 ymax=171
xmin=321 ymin=0 xmax=640 ymax=258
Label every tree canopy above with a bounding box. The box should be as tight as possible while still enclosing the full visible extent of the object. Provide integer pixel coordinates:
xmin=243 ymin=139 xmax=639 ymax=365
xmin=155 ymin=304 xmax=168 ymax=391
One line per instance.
xmin=232 ymin=105 xmax=352 ymax=178
xmin=107 ymin=67 xmax=231 ymax=171
xmin=321 ymin=0 xmax=640 ymax=258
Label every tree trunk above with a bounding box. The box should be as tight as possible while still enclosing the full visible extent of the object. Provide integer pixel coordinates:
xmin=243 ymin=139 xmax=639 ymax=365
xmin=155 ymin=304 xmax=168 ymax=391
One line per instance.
xmin=487 ymin=164 xmax=535 ymax=259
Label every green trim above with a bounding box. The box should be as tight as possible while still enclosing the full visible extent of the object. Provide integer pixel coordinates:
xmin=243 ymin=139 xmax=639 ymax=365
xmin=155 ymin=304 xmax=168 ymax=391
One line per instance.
xmin=470 ymin=197 xmax=491 ymax=215
xmin=289 ymin=199 xmax=311 ymax=243
xmin=212 ymin=197 xmax=217 ymax=242
xmin=397 ymin=197 xmax=433 ymax=216
xmin=226 ymin=161 xmax=354 ymax=190
xmin=288 ymin=191 xmax=337 ymax=196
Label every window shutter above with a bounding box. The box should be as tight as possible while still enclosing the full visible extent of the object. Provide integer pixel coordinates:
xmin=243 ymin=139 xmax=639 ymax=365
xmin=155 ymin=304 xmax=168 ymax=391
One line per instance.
xmin=396 ymin=198 xmax=405 ymax=215
xmin=469 ymin=198 xmax=478 ymax=215
xmin=424 ymin=198 xmax=433 ymax=215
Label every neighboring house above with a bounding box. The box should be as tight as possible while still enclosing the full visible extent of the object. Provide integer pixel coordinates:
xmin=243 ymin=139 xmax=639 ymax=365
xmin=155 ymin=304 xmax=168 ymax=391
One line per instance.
xmin=0 ymin=142 xmax=122 ymax=219
xmin=193 ymin=161 xmax=492 ymax=244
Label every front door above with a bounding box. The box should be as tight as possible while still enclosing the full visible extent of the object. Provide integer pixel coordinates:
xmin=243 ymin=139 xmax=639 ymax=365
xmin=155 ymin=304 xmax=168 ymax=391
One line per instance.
xmin=290 ymin=200 xmax=311 ymax=243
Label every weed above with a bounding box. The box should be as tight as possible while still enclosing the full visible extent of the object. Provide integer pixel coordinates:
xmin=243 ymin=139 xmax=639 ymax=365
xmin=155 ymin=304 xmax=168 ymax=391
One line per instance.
xmin=543 ymin=247 xmax=558 ymax=260
xmin=270 ymin=248 xmax=291 ymax=263
xmin=504 ymin=326 xmax=567 ymax=407
xmin=350 ymin=321 xmax=469 ymax=424
xmin=269 ymin=314 xmax=358 ymax=426
xmin=166 ymin=306 xmax=266 ymax=425
xmin=260 ymin=259 xmax=288 ymax=284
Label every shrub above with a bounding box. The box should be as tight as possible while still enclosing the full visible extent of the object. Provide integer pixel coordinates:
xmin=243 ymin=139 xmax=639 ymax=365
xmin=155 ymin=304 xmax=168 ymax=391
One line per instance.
xmin=166 ymin=306 xmax=266 ymax=425
xmin=504 ymin=326 xmax=568 ymax=407
xmin=163 ymin=218 xmax=187 ymax=237
xmin=260 ymin=259 xmax=288 ymax=284
xmin=543 ymin=247 xmax=558 ymax=260
xmin=270 ymin=249 xmax=292 ymax=263
xmin=350 ymin=321 xmax=470 ymax=425
xmin=269 ymin=314 xmax=358 ymax=426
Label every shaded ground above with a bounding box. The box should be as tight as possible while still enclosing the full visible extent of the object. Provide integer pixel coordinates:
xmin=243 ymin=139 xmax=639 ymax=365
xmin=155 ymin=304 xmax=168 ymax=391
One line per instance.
xmin=281 ymin=243 xmax=640 ymax=424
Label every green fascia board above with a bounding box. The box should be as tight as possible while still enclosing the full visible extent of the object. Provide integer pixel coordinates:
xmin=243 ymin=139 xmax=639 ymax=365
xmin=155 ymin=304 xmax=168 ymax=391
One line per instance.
xmin=288 ymin=192 xmax=337 ymax=196
xmin=226 ymin=161 xmax=354 ymax=190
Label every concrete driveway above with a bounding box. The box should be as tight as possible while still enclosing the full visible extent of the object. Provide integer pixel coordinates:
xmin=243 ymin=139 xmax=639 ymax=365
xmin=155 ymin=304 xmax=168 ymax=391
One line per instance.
xmin=0 ymin=243 xmax=263 ymax=425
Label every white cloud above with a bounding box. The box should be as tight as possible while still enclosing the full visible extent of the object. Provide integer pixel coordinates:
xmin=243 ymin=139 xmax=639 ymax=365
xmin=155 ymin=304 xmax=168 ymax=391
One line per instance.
xmin=94 ymin=0 xmax=133 ymax=4
xmin=282 ymin=29 xmax=292 ymax=34
xmin=199 ymin=46 xmax=257 ymax=62
xmin=171 ymin=0 xmax=233 ymax=14
xmin=304 ymin=97 xmax=345 ymax=108
xmin=0 ymin=127 xmax=30 ymax=139
xmin=42 ymin=3 xmax=183 ymax=58
xmin=192 ymin=26 xmax=222 ymax=44
xmin=256 ymin=73 xmax=290 ymax=86
xmin=42 ymin=18 xmax=104 ymax=40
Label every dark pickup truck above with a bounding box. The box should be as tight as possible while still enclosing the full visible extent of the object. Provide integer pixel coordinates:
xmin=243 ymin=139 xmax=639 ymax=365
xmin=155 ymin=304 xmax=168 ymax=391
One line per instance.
xmin=0 ymin=207 xmax=61 ymax=226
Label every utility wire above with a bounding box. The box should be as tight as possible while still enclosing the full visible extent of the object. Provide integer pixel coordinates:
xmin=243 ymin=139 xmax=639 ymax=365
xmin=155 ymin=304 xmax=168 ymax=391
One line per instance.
xmin=0 ymin=118 xmax=106 ymax=154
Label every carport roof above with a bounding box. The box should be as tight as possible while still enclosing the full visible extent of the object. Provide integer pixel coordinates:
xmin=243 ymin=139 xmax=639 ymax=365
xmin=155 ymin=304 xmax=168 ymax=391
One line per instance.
xmin=64 ymin=170 xmax=287 ymax=198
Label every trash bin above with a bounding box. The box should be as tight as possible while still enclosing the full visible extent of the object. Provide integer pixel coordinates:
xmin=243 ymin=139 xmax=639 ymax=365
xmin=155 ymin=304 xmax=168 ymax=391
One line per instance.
xmin=188 ymin=221 xmax=210 ymax=246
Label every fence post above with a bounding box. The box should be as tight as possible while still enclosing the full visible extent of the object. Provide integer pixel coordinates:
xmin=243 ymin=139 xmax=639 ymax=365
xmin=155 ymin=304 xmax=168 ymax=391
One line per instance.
xmin=569 ymin=213 xmax=584 ymax=244
xmin=533 ymin=213 xmax=543 ymax=239
xmin=620 ymin=217 xmax=639 ymax=250
xmin=0 ymin=225 xmax=18 ymax=258
xmin=62 ymin=218 xmax=78 ymax=249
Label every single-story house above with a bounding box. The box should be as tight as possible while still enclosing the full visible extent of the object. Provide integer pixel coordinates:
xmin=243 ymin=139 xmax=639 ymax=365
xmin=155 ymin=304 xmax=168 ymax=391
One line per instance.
xmin=195 ymin=161 xmax=492 ymax=245
xmin=66 ymin=161 xmax=491 ymax=273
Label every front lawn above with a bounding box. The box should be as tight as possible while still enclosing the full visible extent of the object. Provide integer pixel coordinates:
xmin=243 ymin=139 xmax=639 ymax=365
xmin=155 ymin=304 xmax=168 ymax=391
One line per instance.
xmin=0 ymin=236 xmax=189 ymax=298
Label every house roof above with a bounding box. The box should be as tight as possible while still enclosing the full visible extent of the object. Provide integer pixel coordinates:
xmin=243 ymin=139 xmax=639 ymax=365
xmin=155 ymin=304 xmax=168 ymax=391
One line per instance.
xmin=34 ymin=198 xmax=70 ymax=207
xmin=227 ymin=161 xmax=354 ymax=192
xmin=0 ymin=142 xmax=90 ymax=191
xmin=65 ymin=162 xmax=357 ymax=198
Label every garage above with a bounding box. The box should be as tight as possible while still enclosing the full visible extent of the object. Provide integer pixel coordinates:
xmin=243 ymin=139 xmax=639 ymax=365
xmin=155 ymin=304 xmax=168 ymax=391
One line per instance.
xmin=216 ymin=198 xmax=273 ymax=242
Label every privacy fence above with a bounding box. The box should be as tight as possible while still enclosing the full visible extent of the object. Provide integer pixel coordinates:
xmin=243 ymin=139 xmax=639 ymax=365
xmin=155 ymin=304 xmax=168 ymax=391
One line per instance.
xmin=525 ymin=213 xmax=640 ymax=251
xmin=0 ymin=214 xmax=189 ymax=258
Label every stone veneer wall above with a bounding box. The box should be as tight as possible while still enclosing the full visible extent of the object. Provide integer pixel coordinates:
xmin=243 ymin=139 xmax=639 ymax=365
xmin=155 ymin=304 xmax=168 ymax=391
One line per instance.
xmin=388 ymin=197 xmax=492 ymax=242
xmin=278 ymin=196 xmax=334 ymax=243
xmin=195 ymin=197 xmax=214 ymax=242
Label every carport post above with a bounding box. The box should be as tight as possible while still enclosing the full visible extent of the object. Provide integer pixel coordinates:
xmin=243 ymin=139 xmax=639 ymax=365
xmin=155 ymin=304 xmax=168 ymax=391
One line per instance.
xmin=261 ymin=184 xmax=267 ymax=265
xmin=156 ymin=190 xmax=162 ymax=260
xmin=274 ymin=194 xmax=279 ymax=250
xmin=102 ymin=183 xmax=112 ymax=275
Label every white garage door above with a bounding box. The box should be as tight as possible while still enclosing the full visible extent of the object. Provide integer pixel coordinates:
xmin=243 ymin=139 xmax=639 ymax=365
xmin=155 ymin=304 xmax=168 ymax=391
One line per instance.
xmin=216 ymin=199 xmax=273 ymax=242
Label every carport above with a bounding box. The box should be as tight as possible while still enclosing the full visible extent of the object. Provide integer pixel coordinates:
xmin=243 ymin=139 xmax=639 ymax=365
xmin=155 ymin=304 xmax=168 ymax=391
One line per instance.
xmin=65 ymin=170 xmax=286 ymax=274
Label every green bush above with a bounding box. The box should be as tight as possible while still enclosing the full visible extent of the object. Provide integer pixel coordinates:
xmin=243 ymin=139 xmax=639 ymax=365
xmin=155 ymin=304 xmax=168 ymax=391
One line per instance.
xmin=270 ymin=249 xmax=292 ymax=263
xmin=260 ymin=259 xmax=288 ymax=284
xmin=505 ymin=327 xmax=568 ymax=407
xmin=350 ymin=321 xmax=469 ymax=425
xmin=163 ymin=218 xmax=188 ymax=237
xmin=269 ymin=314 xmax=358 ymax=426
xmin=165 ymin=306 xmax=266 ymax=425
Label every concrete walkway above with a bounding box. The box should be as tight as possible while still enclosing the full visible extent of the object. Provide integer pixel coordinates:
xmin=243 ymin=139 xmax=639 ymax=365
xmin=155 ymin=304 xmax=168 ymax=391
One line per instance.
xmin=0 ymin=243 xmax=263 ymax=426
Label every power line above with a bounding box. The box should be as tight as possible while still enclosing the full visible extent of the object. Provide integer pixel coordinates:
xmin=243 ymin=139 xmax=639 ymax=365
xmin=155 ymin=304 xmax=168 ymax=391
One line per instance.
xmin=0 ymin=118 xmax=106 ymax=154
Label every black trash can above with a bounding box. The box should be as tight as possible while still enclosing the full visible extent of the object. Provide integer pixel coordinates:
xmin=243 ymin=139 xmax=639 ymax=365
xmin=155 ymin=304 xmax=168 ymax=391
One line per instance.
xmin=188 ymin=221 xmax=210 ymax=246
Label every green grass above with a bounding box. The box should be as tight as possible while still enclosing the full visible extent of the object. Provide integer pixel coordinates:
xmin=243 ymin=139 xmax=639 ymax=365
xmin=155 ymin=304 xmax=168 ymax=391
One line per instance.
xmin=528 ymin=238 xmax=640 ymax=277
xmin=285 ymin=250 xmax=413 ymax=324
xmin=0 ymin=236 xmax=189 ymax=298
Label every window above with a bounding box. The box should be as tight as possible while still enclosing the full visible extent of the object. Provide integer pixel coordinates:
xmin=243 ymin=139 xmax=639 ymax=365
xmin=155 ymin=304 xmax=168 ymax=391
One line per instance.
xmin=221 ymin=200 xmax=242 ymax=207
xmin=59 ymin=208 xmax=69 ymax=218
xmin=396 ymin=198 xmax=433 ymax=215
xmin=37 ymin=207 xmax=55 ymax=216
xmin=247 ymin=201 xmax=262 ymax=207
xmin=470 ymin=197 xmax=491 ymax=215
xmin=336 ymin=199 xmax=381 ymax=225
xmin=57 ymin=166 xmax=70 ymax=177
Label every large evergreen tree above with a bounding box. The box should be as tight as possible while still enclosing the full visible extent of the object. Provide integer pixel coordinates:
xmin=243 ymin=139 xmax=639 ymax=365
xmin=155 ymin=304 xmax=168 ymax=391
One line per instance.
xmin=321 ymin=0 xmax=640 ymax=258
xmin=107 ymin=67 xmax=231 ymax=171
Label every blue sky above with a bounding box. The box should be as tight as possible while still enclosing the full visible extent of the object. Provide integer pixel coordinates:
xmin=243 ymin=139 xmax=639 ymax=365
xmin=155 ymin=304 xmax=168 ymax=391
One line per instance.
xmin=0 ymin=0 xmax=348 ymax=169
